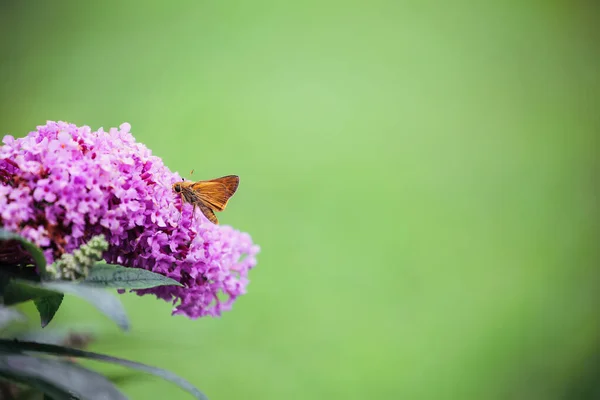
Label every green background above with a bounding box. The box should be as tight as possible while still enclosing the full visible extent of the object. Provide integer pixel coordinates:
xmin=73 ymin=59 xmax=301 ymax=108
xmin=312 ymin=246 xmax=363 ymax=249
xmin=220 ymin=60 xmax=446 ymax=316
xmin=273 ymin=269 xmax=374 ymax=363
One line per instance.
xmin=1 ymin=1 xmax=598 ymax=399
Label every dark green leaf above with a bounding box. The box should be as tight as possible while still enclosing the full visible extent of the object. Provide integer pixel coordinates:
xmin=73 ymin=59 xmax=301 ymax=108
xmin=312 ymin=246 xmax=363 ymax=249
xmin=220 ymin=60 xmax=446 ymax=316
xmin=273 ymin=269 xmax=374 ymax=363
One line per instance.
xmin=0 ymin=229 xmax=47 ymax=275
xmin=0 ymin=352 xmax=127 ymax=400
xmin=0 ymin=339 xmax=208 ymax=400
xmin=17 ymin=387 xmax=48 ymax=400
xmin=2 ymin=281 xmax=64 ymax=327
xmin=40 ymin=282 xmax=129 ymax=332
xmin=106 ymin=371 xmax=143 ymax=386
xmin=2 ymin=280 xmax=129 ymax=331
xmin=86 ymin=263 xmax=183 ymax=289
xmin=0 ymin=264 xmax=41 ymax=283
xmin=3 ymin=281 xmax=58 ymax=305
xmin=0 ymin=305 xmax=25 ymax=329
xmin=33 ymin=294 xmax=64 ymax=328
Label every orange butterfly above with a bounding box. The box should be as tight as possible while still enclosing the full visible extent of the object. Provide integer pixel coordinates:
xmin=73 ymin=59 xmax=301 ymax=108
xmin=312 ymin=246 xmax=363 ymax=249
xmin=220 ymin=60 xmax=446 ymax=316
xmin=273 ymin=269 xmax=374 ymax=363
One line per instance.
xmin=172 ymin=175 xmax=239 ymax=224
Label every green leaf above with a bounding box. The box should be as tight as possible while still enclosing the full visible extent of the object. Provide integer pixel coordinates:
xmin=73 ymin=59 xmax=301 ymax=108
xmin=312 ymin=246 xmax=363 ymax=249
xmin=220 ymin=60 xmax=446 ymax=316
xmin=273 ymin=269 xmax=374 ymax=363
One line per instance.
xmin=34 ymin=294 xmax=64 ymax=328
xmin=86 ymin=263 xmax=183 ymax=289
xmin=3 ymin=280 xmax=58 ymax=305
xmin=0 ymin=339 xmax=208 ymax=400
xmin=2 ymin=280 xmax=129 ymax=331
xmin=106 ymin=371 xmax=143 ymax=386
xmin=40 ymin=282 xmax=130 ymax=332
xmin=2 ymin=281 xmax=64 ymax=328
xmin=0 ymin=229 xmax=47 ymax=275
xmin=0 ymin=352 xmax=127 ymax=400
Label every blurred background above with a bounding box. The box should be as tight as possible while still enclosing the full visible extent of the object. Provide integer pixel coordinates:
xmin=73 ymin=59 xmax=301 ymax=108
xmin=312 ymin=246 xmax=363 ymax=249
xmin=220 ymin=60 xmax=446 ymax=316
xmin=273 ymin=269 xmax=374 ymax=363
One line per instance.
xmin=1 ymin=1 xmax=599 ymax=399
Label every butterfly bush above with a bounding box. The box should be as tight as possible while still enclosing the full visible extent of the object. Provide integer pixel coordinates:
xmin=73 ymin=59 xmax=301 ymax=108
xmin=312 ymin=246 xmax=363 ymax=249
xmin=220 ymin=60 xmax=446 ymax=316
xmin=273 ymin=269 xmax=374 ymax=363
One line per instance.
xmin=0 ymin=121 xmax=259 ymax=318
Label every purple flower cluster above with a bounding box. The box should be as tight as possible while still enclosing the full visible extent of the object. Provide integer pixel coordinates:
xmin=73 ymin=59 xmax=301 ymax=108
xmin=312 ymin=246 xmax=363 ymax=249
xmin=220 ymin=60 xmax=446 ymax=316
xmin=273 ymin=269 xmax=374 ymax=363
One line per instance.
xmin=0 ymin=121 xmax=259 ymax=318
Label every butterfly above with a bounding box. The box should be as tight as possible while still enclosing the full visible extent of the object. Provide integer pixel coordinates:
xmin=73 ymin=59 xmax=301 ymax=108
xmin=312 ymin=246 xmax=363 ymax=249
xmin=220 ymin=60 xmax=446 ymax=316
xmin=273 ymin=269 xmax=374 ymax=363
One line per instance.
xmin=172 ymin=175 xmax=239 ymax=224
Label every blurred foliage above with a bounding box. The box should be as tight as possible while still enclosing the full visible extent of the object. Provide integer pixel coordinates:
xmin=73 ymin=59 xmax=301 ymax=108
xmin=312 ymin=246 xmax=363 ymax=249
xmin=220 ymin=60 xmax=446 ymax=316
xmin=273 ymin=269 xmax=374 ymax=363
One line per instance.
xmin=1 ymin=1 xmax=599 ymax=399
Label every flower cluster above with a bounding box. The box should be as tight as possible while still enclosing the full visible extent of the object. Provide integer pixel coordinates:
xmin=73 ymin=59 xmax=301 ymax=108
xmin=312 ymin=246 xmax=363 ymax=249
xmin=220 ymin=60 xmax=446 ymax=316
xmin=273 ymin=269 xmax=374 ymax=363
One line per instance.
xmin=0 ymin=121 xmax=259 ymax=318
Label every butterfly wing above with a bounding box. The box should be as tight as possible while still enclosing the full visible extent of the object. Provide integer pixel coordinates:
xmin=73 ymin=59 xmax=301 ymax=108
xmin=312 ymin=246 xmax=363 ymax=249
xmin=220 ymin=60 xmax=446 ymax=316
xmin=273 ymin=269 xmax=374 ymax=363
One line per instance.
xmin=198 ymin=202 xmax=219 ymax=224
xmin=192 ymin=175 xmax=239 ymax=212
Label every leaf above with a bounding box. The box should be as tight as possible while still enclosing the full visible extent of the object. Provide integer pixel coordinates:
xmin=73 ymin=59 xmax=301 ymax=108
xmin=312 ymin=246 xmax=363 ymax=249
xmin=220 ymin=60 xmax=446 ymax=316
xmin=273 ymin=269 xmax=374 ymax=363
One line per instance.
xmin=3 ymin=280 xmax=59 ymax=305
xmin=0 ymin=229 xmax=47 ymax=274
xmin=85 ymin=263 xmax=183 ymax=289
xmin=2 ymin=281 xmax=64 ymax=328
xmin=0 ymin=305 xmax=25 ymax=329
xmin=40 ymin=282 xmax=130 ymax=332
xmin=0 ymin=339 xmax=208 ymax=400
xmin=2 ymin=280 xmax=129 ymax=331
xmin=106 ymin=371 xmax=144 ymax=386
xmin=34 ymin=294 xmax=64 ymax=328
xmin=0 ymin=352 xmax=127 ymax=400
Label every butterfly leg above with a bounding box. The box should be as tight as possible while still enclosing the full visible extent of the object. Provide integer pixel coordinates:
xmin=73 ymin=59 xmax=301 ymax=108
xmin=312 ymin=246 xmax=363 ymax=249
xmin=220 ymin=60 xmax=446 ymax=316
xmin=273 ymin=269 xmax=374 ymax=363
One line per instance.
xmin=177 ymin=193 xmax=184 ymax=222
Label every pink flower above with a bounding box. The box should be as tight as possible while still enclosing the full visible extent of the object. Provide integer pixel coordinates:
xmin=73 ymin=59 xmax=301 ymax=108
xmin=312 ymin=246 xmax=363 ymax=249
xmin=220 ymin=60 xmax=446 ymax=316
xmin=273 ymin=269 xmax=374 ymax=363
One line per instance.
xmin=0 ymin=121 xmax=259 ymax=318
